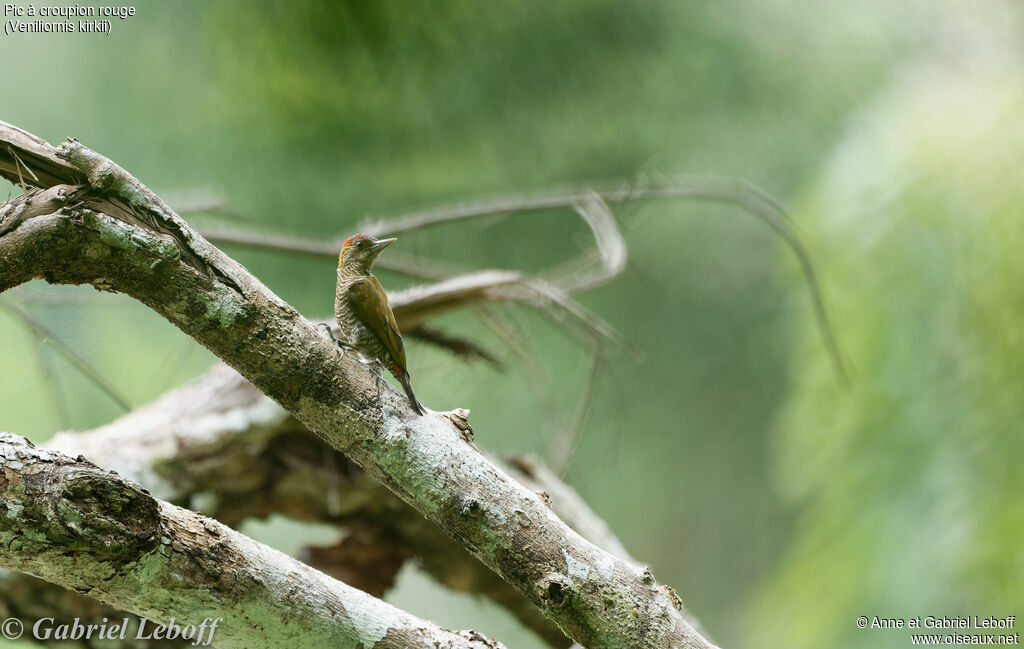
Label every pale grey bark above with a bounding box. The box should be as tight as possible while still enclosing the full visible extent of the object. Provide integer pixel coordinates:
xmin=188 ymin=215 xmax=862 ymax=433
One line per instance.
xmin=0 ymin=432 xmax=503 ymax=649
xmin=36 ymin=360 xmax=712 ymax=646
xmin=0 ymin=121 xmax=719 ymax=649
xmin=44 ymin=362 xmax=574 ymax=647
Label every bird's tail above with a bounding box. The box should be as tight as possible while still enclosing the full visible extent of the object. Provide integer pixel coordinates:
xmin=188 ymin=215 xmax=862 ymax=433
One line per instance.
xmin=393 ymin=364 xmax=426 ymax=415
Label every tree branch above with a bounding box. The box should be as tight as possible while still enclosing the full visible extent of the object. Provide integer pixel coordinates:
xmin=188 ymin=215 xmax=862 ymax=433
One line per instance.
xmin=33 ymin=360 xmax=689 ymax=647
xmin=38 ymin=362 xmax=569 ymax=647
xmin=195 ymin=172 xmax=846 ymax=383
xmin=0 ymin=432 xmax=503 ymax=649
xmin=0 ymin=569 xmax=187 ymax=649
xmin=0 ymin=121 xmax=717 ymax=649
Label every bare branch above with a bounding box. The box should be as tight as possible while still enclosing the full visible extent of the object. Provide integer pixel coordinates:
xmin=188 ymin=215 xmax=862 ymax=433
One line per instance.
xmin=196 ymin=226 xmax=459 ymax=280
xmin=197 ymin=173 xmax=847 ymax=384
xmin=0 ymin=432 xmax=504 ymax=649
xmin=546 ymin=192 xmax=627 ymax=294
xmin=199 ymin=227 xmax=634 ymax=360
xmin=475 ymin=305 xmax=550 ymax=382
xmin=35 ymin=361 xmax=665 ymax=647
xmin=0 ymin=123 xmax=80 ymax=188
xmin=406 ymin=324 xmax=503 ymax=368
xmin=0 ymin=121 xmax=717 ymax=649
xmin=505 ymin=455 xmax=712 ymax=640
xmin=386 ymin=270 xmax=640 ymax=359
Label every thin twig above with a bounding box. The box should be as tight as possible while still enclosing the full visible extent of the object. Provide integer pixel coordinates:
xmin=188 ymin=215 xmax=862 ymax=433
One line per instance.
xmin=386 ymin=270 xmax=640 ymax=359
xmin=195 ymin=227 xmax=338 ymax=258
xmin=520 ymin=276 xmax=642 ymax=360
xmin=202 ymin=225 xmax=634 ymax=363
xmin=549 ymin=346 xmax=605 ymax=476
xmin=358 ymin=174 xmax=789 ymax=236
xmin=198 ymin=227 xmax=460 ymax=280
xmin=5 ymin=144 xmax=27 ymax=194
xmin=406 ymin=325 xmax=503 ymax=368
xmin=475 ymin=305 xmax=550 ymax=384
xmin=365 ymin=174 xmax=847 ymax=384
xmin=167 ymin=187 xmax=251 ymax=222
xmin=198 ymin=174 xmax=847 ymax=384
xmin=0 ymin=299 xmax=132 ymax=412
xmin=546 ymin=192 xmax=628 ymax=293
xmin=31 ymin=335 xmax=71 ymax=429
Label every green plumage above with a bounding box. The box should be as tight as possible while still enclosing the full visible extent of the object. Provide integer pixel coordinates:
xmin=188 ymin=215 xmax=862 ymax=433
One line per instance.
xmin=335 ymin=234 xmax=424 ymax=415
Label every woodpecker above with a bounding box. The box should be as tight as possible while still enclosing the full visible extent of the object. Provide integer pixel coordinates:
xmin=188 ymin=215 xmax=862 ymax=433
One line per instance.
xmin=334 ymin=234 xmax=425 ymax=415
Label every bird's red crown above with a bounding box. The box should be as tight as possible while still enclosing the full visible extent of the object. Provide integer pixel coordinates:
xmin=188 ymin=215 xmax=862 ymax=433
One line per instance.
xmin=343 ymin=233 xmax=371 ymax=248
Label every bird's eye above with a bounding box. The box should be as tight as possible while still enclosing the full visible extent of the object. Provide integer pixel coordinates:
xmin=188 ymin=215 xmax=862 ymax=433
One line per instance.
xmin=356 ymin=240 xmax=365 ymax=248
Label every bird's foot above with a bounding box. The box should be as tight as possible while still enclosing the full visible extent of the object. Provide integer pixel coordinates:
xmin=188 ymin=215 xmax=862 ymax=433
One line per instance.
xmin=317 ymin=323 xmax=356 ymax=359
xmin=338 ymin=341 xmax=357 ymax=361
xmin=316 ymin=322 xmax=336 ymax=340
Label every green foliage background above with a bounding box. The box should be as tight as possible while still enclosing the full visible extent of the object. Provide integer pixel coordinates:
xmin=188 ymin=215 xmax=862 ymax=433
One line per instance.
xmin=1 ymin=2 xmax=1021 ymax=648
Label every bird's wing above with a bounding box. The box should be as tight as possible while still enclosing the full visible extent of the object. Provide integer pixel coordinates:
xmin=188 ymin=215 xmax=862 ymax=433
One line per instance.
xmin=347 ymin=276 xmax=408 ymax=371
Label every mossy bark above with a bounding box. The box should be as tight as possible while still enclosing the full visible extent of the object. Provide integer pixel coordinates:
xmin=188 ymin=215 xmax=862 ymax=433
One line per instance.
xmin=0 ymin=433 xmax=502 ymax=649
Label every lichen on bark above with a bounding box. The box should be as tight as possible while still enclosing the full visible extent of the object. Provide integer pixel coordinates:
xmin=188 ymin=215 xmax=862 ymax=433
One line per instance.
xmin=0 ymin=433 xmax=504 ymax=649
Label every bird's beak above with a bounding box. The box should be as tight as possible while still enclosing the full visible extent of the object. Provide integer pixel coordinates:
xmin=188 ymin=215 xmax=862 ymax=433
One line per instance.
xmin=372 ymin=237 xmax=397 ymax=251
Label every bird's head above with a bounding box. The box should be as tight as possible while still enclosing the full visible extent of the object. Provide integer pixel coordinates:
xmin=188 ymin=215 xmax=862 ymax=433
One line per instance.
xmin=338 ymin=234 xmax=396 ymax=273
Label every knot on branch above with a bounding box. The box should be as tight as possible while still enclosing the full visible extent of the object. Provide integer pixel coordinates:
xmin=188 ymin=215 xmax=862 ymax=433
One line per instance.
xmin=0 ymin=434 xmax=160 ymax=563
xmin=459 ymin=496 xmax=482 ymax=517
xmin=536 ymin=490 xmax=552 ymax=508
xmin=444 ymin=408 xmax=475 ymax=444
xmin=660 ymin=584 xmax=684 ymax=611
xmin=536 ymin=573 xmax=571 ymax=608
xmin=454 ymin=629 xmax=504 ymax=648
xmin=55 ymin=469 xmax=160 ymax=560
